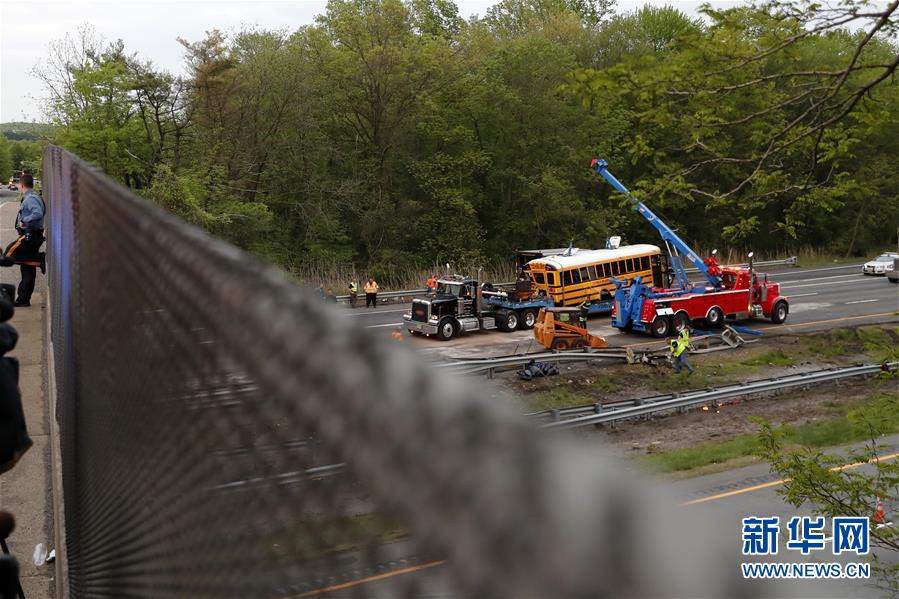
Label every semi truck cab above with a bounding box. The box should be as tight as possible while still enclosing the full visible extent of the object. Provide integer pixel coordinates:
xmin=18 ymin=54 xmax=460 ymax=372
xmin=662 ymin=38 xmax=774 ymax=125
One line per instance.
xmin=403 ymin=275 xmax=550 ymax=341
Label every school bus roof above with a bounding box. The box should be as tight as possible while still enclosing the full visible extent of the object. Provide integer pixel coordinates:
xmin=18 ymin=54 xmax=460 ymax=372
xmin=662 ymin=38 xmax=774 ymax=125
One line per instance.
xmin=525 ymin=244 xmax=661 ymax=270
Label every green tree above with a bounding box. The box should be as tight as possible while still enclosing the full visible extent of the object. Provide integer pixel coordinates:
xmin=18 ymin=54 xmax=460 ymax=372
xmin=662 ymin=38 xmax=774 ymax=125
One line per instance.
xmin=0 ymin=136 xmax=13 ymax=181
xmin=758 ymin=392 xmax=899 ymax=592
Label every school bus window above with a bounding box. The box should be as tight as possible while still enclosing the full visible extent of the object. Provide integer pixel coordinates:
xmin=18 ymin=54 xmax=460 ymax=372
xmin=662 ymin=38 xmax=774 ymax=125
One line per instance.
xmin=589 ymin=265 xmax=598 ymax=280
xmin=611 ymin=261 xmax=620 ymax=276
xmin=580 ymin=267 xmax=591 ymax=281
xmin=600 ymin=263 xmax=609 ymax=278
xmin=641 ymin=256 xmax=649 ymax=270
xmin=571 ymin=269 xmax=581 ymax=284
xmin=548 ymin=272 xmax=558 ymax=286
xmin=563 ymin=270 xmax=572 ymax=286
xmin=533 ymin=272 xmax=545 ymax=285
xmin=627 ymin=258 xmax=636 ymax=272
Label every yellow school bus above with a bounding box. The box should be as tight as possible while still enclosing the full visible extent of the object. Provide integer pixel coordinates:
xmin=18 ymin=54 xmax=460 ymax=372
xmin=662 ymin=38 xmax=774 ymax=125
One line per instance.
xmin=523 ymin=244 xmax=663 ymax=306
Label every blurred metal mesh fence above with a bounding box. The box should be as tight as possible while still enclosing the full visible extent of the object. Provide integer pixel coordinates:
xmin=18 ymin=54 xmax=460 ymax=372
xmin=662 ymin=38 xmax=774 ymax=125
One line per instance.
xmin=42 ymin=146 xmax=757 ymax=598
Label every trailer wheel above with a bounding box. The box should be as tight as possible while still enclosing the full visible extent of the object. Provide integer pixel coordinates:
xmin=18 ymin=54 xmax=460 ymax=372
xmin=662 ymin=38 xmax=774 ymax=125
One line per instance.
xmin=497 ymin=310 xmax=519 ymax=332
xmin=650 ymin=316 xmax=670 ymax=338
xmin=671 ymin=312 xmax=690 ymax=335
xmin=519 ymin=309 xmax=537 ymax=330
xmin=551 ymin=338 xmax=570 ymax=351
xmin=437 ymin=318 xmax=457 ymax=341
xmin=705 ymin=307 xmax=724 ymax=328
xmin=770 ymin=301 xmax=789 ymax=324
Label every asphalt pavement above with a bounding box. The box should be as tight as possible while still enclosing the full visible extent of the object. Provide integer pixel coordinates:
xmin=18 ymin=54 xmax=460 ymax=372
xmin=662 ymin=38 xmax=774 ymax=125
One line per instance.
xmin=346 ymin=261 xmax=899 ymax=358
xmin=327 ymin=436 xmax=899 ymax=598
xmin=671 ymin=435 xmax=899 ymax=598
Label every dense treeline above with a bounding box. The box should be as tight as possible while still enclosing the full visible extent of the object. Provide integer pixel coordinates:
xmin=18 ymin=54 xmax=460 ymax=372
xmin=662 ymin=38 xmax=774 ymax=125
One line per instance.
xmin=0 ymin=127 xmax=45 ymax=184
xmin=35 ymin=0 xmax=899 ymax=280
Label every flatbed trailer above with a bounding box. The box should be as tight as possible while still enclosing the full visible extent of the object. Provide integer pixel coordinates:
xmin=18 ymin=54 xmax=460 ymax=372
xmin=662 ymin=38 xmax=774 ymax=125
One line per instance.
xmin=404 ymin=276 xmax=614 ymax=340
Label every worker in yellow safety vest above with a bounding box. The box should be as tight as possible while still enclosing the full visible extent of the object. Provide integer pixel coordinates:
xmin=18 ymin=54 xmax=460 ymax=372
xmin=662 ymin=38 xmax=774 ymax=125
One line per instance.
xmin=670 ymin=328 xmax=694 ymax=375
xmin=348 ymin=281 xmax=359 ymax=308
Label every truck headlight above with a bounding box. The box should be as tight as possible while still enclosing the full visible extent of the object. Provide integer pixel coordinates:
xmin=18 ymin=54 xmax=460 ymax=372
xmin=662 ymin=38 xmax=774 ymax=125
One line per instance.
xmin=429 ymin=315 xmax=438 ymax=321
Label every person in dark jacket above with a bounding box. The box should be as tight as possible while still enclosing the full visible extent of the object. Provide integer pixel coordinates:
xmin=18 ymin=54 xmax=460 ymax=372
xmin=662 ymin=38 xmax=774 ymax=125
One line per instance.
xmin=578 ymin=300 xmax=589 ymax=329
xmin=0 ymin=289 xmax=31 ymax=474
xmin=4 ymin=175 xmax=45 ymax=307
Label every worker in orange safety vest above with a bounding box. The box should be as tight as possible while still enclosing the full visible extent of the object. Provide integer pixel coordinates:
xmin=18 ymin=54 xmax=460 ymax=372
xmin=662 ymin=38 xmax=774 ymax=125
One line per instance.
xmin=364 ymin=279 xmax=379 ymax=308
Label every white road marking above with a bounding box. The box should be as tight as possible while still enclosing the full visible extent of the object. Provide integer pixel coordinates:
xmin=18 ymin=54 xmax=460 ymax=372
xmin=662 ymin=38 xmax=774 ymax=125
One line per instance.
xmin=788 ymin=292 xmax=819 ymax=298
xmin=366 ymin=322 xmax=404 ymax=328
xmin=776 ymin=264 xmax=864 ymax=275
xmin=789 ymin=302 xmax=833 ymax=314
xmin=846 ymin=299 xmax=879 ymax=305
xmin=783 ymin=279 xmax=885 ymax=290
xmin=775 ymin=273 xmax=861 ymax=285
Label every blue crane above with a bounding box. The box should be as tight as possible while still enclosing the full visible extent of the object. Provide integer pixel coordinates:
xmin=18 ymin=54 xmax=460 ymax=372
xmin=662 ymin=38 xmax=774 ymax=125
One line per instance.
xmin=591 ymin=159 xmax=722 ymax=291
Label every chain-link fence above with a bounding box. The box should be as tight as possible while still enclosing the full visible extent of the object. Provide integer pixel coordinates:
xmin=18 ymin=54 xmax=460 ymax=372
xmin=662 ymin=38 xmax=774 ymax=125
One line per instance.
xmin=43 ymin=146 xmax=759 ymax=598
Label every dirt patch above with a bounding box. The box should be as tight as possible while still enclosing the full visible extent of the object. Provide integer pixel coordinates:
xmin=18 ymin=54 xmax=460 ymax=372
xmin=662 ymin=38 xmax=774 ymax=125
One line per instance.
xmin=498 ymin=325 xmax=898 ymax=461
xmin=587 ymin=377 xmax=888 ymax=460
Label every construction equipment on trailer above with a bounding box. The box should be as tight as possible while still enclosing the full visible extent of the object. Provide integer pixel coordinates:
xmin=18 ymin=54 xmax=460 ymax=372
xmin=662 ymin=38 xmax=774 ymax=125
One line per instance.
xmin=533 ymin=307 xmax=609 ymax=351
xmin=590 ymin=159 xmax=790 ymax=337
xmin=403 ymin=275 xmax=552 ymax=340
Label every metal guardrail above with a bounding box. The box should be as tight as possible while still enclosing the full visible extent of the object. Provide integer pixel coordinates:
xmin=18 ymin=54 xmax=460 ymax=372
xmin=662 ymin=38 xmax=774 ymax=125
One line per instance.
xmin=539 ymin=362 xmax=897 ymax=429
xmin=331 ymin=257 xmax=798 ymax=303
xmin=445 ymin=349 xmax=646 ymax=375
xmin=445 ymin=333 xmax=762 ymax=376
xmin=334 ymin=282 xmax=516 ymax=303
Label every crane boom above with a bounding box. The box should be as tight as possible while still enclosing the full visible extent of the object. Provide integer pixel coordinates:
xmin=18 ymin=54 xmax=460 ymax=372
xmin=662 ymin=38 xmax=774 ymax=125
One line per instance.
xmin=591 ymin=159 xmax=721 ymax=291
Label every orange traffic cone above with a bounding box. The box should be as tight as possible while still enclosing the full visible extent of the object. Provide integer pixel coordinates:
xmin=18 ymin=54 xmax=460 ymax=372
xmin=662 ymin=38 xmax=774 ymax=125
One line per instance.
xmin=873 ymin=497 xmax=886 ymax=525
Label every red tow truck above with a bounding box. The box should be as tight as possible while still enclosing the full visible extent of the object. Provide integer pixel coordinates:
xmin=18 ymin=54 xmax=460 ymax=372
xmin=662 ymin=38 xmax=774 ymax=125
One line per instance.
xmin=592 ymin=160 xmax=789 ymax=337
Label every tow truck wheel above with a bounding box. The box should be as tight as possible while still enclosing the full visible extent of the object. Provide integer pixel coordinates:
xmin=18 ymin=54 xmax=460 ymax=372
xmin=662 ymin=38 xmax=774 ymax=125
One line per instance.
xmin=551 ymin=338 xmax=570 ymax=350
xmin=519 ymin=309 xmax=537 ymax=330
xmin=705 ymin=307 xmax=724 ymax=328
xmin=671 ymin=312 xmax=690 ymax=335
xmin=437 ymin=318 xmax=457 ymax=341
xmin=650 ymin=316 xmax=670 ymax=338
xmin=770 ymin=301 xmax=789 ymax=324
xmin=498 ymin=310 xmax=519 ymax=332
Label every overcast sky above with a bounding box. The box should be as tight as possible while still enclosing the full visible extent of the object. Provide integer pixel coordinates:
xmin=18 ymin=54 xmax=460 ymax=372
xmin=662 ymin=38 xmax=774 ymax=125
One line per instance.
xmin=0 ymin=0 xmax=742 ymax=123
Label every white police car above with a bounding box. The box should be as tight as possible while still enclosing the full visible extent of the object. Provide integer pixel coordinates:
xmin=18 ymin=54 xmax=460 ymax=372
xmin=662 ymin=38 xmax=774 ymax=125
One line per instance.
xmin=863 ymin=253 xmax=898 ymax=275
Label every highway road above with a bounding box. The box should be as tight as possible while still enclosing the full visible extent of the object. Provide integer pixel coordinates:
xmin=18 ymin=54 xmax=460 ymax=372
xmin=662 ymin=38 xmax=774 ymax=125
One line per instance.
xmin=322 ymin=437 xmax=899 ymax=598
xmin=672 ymin=436 xmax=899 ymax=598
xmin=342 ymin=261 xmax=899 ymax=358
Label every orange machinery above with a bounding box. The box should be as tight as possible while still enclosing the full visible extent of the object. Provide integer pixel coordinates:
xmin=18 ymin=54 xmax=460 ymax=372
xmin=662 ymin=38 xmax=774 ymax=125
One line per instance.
xmin=533 ymin=307 xmax=608 ymax=351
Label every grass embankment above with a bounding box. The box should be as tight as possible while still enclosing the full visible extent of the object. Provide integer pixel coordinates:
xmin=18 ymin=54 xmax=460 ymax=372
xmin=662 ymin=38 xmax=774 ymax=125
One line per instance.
xmin=637 ymin=326 xmax=898 ymax=475
xmin=524 ymin=325 xmax=899 ymax=411
xmin=526 ymin=350 xmax=796 ymax=409
xmin=642 ymin=390 xmax=899 ymax=475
